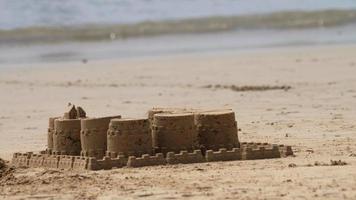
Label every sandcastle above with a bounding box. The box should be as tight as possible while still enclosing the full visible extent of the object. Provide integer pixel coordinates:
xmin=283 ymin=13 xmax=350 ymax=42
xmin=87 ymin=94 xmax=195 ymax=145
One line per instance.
xmin=12 ymin=105 xmax=294 ymax=170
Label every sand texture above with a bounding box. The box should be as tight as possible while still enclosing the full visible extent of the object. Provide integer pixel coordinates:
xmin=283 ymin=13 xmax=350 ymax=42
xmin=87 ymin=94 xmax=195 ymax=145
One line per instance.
xmin=0 ymin=45 xmax=356 ymax=199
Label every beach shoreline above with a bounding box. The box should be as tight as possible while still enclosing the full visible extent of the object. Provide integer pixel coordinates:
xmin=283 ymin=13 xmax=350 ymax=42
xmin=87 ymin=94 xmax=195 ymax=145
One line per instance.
xmin=2 ymin=22 xmax=356 ymax=65
xmin=1 ymin=44 xmax=356 ymax=199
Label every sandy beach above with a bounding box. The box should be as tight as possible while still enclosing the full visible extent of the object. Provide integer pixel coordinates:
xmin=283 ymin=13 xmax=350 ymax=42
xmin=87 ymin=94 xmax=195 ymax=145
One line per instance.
xmin=1 ymin=44 xmax=356 ymax=199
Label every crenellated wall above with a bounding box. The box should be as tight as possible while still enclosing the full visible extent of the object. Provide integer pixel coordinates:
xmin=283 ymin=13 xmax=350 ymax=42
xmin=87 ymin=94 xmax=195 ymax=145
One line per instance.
xmin=12 ymin=142 xmax=293 ymax=170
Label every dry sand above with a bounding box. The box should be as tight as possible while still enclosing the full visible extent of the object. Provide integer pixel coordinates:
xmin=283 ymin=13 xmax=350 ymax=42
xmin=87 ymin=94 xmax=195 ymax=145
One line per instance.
xmin=0 ymin=44 xmax=356 ymax=199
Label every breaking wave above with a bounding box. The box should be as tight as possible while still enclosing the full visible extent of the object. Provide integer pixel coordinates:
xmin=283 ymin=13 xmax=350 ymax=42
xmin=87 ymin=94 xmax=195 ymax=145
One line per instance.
xmin=1 ymin=9 xmax=356 ymax=46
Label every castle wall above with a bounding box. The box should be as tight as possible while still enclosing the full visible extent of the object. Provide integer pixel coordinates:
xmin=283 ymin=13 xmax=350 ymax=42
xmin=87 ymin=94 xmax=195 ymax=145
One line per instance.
xmin=12 ymin=152 xmax=32 ymax=167
xmin=58 ymin=155 xmax=75 ymax=169
xmin=205 ymin=148 xmax=241 ymax=162
xmin=166 ymin=150 xmax=205 ymax=164
xmin=11 ymin=143 xmax=292 ymax=170
xmin=72 ymin=156 xmax=89 ymax=170
xmin=42 ymin=155 xmax=60 ymax=168
xmin=127 ymin=153 xmax=166 ymax=168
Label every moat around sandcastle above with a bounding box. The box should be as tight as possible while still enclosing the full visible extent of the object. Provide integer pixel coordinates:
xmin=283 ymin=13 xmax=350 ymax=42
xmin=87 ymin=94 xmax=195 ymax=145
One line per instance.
xmin=12 ymin=105 xmax=293 ymax=170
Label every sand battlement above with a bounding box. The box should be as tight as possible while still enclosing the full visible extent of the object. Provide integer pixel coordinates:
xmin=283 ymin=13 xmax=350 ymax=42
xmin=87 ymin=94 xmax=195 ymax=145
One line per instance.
xmin=127 ymin=153 xmax=166 ymax=168
xmin=12 ymin=142 xmax=292 ymax=170
xmin=166 ymin=150 xmax=205 ymax=164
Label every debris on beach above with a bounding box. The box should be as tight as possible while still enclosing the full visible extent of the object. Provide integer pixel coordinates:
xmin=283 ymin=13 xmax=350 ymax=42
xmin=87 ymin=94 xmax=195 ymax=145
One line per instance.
xmin=202 ymin=84 xmax=292 ymax=92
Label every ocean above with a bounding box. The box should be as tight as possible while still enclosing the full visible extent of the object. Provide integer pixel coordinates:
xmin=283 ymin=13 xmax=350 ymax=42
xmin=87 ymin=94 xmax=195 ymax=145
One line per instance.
xmin=1 ymin=0 xmax=356 ymax=64
xmin=2 ymin=0 xmax=356 ymax=30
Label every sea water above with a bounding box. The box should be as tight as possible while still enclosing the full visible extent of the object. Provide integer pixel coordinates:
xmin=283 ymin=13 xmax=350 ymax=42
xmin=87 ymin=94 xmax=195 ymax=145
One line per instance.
xmin=0 ymin=0 xmax=356 ymax=64
xmin=1 ymin=0 xmax=356 ymax=30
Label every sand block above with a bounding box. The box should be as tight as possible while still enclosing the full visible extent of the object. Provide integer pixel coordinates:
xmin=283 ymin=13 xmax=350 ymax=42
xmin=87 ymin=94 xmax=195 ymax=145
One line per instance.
xmin=205 ymin=148 xmax=241 ymax=162
xmin=155 ymin=146 xmax=195 ymax=155
xmin=246 ymin=142 xmax=270 ymax=148
xmin=264 ymin=145 xmax=282 ymax=159
xmin=110 ymin=155 xmax=128 ymax=169
xmin=86 ymin=157 xmax=103 ymax=170
xmin=72 ymin=156 xmax=89 ymax=170
xmin=242 ymin=145 xmax=281 ymax=160
xmin=127 ymin=153 xmax=166 ymax=168
xmin=105 ymin=151 xmax=119 ymax=158
xmin=86 ymin=156 xmax=115 ymax=170
xmin=240 ymin=142 xmax=269 ymax=149
xmin=86 ymin=157 xmax=102 ymax=170
xmin=28 ymin=154 xmax=45 ymax=168
xmin=58 ymin=155 xmax=75 ymax=169
xmin=81 ymin=156 xmax=127 ymax=170
xmin=12 ymin=152 xmax=33 ymax=167
xmin=43 ymin=155 xmax=60 ymax=168
xmin=278 ymin=145 xmax=294 ymax=157
xmin=203 ymin=144 xmax=235 ymax=151
xmin=106 ymin=150 xmax=144 ymax=158
xmin=166 ymin=150 xmax=205 ymax=164
xmin=242 ymin=147 xmax=264 ymax=160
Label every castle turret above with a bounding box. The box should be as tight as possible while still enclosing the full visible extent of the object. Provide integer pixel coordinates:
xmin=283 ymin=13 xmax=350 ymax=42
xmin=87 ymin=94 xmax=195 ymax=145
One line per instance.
xmin=106 ymin=118 xmax=152 ymax=158
xmin=53 ymin=119 xmax=81 ymax=155
xmin=80 ymin=116 xmax=121 ymax=158
xmin=47 ymin=117 xmax=59 ymax=154
xmin=195 ymin=110 xmax=239 ymax=150
xmin=152 ymin=113 xmax=198 ymax=154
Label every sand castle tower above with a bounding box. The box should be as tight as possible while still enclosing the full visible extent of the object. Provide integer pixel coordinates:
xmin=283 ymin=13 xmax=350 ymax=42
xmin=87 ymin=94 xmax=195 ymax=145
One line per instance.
xmin=47 ymin=117 xmax=59 ymax=154
xmin=152 ymin=113 xmax=198 ymax=153
xmin=106 ymin=118 xmax=152 ymax=158
xmin=80 ymin=116 xmax=121 ymax=158
xmin=52 ymin=118 xmax=81 ymax=155
xmin=51 ymin=104 xmax=87 ymax=155
xmin=195 ymin=110 xmax=239 ymax=150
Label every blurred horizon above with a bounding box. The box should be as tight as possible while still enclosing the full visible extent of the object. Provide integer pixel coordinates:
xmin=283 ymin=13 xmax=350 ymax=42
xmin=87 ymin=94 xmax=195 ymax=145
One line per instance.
xmin=1 ymin=0 xmax=356 ymax=30
xmin=1 ymin=0 xmax=356 ymax=64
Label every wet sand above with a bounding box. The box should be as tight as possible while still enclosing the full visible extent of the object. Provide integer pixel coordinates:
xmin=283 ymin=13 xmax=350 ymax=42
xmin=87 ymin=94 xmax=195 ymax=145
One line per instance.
xmin=1 ymin=44 xmax=356 ymax=199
